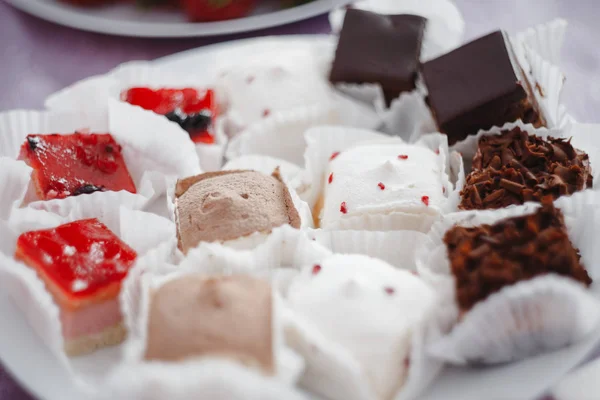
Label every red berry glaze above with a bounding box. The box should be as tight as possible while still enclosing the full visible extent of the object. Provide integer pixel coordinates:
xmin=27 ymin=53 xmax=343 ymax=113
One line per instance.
xmin=328 ymin=173 xmax=334 ymax=184
xmin=340 ymin=201 xmax=348 ymax=214
xmin=398 ymin=154 xmax=408 ymax=160
xmin=15 ymin=219 xmax=137 ymax=310
xmin=421 ymin=196 xmax=430 ymax=206
xmin=330 ymin=151 xmax=340 ymax=161
xmin=122 ymin=87 xmax=217 ymax=144
xmin=312 ymin=265 xmax=322 ymax=275
xmin=18 ymin=133 xmax=136 ymax=201
xmin=378 ymin=182 xmax=385 ymax=190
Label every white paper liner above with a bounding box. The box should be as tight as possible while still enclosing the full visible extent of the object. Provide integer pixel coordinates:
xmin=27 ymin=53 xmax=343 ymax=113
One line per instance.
xmin=0 ymin=104 xmax=200 ymax=217
xmin=117 ymin=226 xmax=334 ymax=395
xmin=307 ymin=229 xmax=429 ymax=272
xmin=0 ymin=157 xmax=32 ymax=221
xmin=328 ymin=0 xmax=466 ymax=62
xmin=0 ymin=197 xmax=177 ymax=391
xmin=46 ymin=61 xmax=226 ymax=172
xmin=282 ymin=254 xmax=444 ymax=400
xmin=98 ymin=357 xmax=310 ymax=400
xmin=224 ymin=91 xmax=382 ymax=166
xmin=301 ymin=126 xmax=463 ymax=232
xmin=551 ymin=353 xmax=600 ymax=400
xmin=512 ymin=18 xmax=567 ymax=66
xmin=416 ymin=190 xmax=600 ymax=365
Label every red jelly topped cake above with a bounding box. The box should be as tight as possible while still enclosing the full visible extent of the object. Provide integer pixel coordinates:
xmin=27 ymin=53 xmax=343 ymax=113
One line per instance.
xmin=122 ymin=87 xmax=218 ymax=144
xmin=15 ymin=219 xmax=138 ymax=355
xmin=18 ymin=132 xmax=136 ymax=201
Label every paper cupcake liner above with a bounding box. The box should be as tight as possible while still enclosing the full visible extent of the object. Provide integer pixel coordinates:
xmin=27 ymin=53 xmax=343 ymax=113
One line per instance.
xmin=0 ymin=158 xmax=32 ymax=221
xmin=512 ymin=18 xmax=567 ymax=66
xmin=46 ymin=61 xmax=226 ymax=172
xmin=97 ymin=357 xmax=310 ymax=400
xmin=308 ymin=228 xmax=429 ymax=272
xmin=328 ymin=0 xmax=465 ymax=62
xmin=222 ymin=154 xmax=306 ymax=194
xmin=570 ymin=123 xmax=600 ymax=187
xmin=416 ymin=190 xmax=600 ymax=365
xmin=118 ymin=230 xmax=326 ymax=386
xmin=0 ymin=199 xmax=177 ymax=388
xmin=301 ymin=127 xmax=462 ymax=232
xmin=0 ymin=104 xmax=200 ymax=217
xmin=224 ymin=90 xmax=381 ymax=166
xmin=282 ymin=254 xmax=444 ymax=400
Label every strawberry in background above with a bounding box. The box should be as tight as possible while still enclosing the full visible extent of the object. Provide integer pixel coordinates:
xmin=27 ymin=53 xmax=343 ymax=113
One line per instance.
xmin=182 ymin=0 xmax=257 ymax=21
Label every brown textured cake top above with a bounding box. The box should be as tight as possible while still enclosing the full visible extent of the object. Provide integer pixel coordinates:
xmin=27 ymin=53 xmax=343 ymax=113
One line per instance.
xmin=145 ymin=274 xmax=274 ymax=373
xmin=329 ymin=9 xmax=426 ymax=103
xmin=175 ymin=169 xmax=301 ymax=253
xmin=473 ymin=128 xmax=592 ymax=179
xmin=460 ymin=128 xmax=593 ymax=210
xmin=445 ymin=200 xmax=591 ymax=312
xmin=422 ymin=31 xmax=543 ymax=145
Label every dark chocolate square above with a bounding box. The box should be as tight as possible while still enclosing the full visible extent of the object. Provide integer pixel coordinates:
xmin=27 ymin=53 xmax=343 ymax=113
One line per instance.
xmin=330 ymin=9 xmax=427 ymax=104
xmin=444 ymin=200 xmax=591 ymax=312
xmin=422 ymin=31 xmax=544 ymax=145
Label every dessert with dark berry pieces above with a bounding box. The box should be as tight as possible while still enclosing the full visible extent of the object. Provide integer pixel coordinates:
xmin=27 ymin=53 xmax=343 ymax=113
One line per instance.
xmin=15 ymin=218 xmax=138 ymax=356
xmin=121 ymin=87 xmax=218 ymax=144
xmin=18 ymin=133 xmax=136 ymax=202
xmin=422 ymin=31 xmax=545 ymax=145
xmin=444 ymin=200 xmax=591 ymax=313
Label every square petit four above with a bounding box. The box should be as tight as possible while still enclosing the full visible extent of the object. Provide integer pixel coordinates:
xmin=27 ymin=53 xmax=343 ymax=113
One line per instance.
xmin=444 ymin=201 xmax=591 ymax=313
xmin=145 ymin=274 xmax=274 ymax=374
xmin=15 ymin=218 xmax=138 ymax=356
xmin=122 ymin=87 xmax=218 ymax=144
xmin=330 ymin=9 xmax=427 ymax=105
xmin=18 ymin=132 xmax=136 ymax=201
xmin=317 ymin=143 xmax=449 ymax=231
xmin=175 ymin=169 xmax=301 ymax=254
xmin=422 ymin=31 xmax=545 ymax=145
xmin=460 ymin=128 xmax=593 ymax=210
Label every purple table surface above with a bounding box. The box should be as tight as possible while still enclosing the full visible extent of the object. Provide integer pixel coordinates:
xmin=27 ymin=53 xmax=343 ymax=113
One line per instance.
xmin=0 ymin=0 xmax=599 ymax=399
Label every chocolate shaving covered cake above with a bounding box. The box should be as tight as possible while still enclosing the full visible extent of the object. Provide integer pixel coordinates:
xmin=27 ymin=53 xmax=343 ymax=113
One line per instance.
xmin=444 ymin=200 xmax=592 ymax=312
xmin=460 ymin=128 xmax=593 ymax=210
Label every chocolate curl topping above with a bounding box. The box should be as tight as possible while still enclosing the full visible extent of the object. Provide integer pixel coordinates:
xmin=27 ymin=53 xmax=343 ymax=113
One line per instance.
xmin=444 ymin=200 xmax=591 ymax=312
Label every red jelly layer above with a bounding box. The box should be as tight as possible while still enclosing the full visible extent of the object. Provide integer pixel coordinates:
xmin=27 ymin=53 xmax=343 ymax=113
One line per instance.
xmin=18 ymin=133 xmax=137 ymax=201
xmin=15 ymin=218 xmax=137 ymax=310
xmin=122 ymin=87 xmax=217 ymax=144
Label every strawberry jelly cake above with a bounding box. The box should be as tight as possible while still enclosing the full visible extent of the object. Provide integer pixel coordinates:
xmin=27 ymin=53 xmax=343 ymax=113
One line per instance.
xmin=15 ymin=218 xmax=138 ymax=356
xmin=18 ymin=132 xmax=136 ymax=202
xmin=122 ymin=87 xmax=218 ymax=144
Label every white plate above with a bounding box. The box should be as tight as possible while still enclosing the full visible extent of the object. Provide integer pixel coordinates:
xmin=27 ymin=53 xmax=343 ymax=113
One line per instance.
xmin=4 ymin=34 xmax=600 ymax=400
xmin=6 ymin=0 xmax=350 ymax=37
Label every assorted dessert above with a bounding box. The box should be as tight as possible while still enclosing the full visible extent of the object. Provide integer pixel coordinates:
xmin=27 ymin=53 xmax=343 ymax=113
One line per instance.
xmin=174 ymin=169 xmax=301 ymax=253
xmin=122 ymin=87 xmax=218 ymax=145
xmin=144 ymin=274 xmax=275 ymax=374
xmin=18 ymin=132 xmax=136 ymax=202
xmin=445 ymin=200 xmax=592 ymax=313
xmin=460 ymin=127 xmax=593 ymax=210
xmin=1 ymin=5 xmax=600 ymax=400
xmin=15 ymin=218 xmax=137 ymax=355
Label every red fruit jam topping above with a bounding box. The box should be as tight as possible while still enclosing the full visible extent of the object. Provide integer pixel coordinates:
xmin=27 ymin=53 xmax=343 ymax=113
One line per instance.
xmin=378 ymin=182 xmax=385 ymax=190
xmin=421 ymin=195 xmax=430 ymax=206
xmin=122 ymin=87 xmax=217 ymax=144
xmin=15 ymin=219 xmax=137 ymax=310
xmin=18 ymin=133 xmax=136 ymax=201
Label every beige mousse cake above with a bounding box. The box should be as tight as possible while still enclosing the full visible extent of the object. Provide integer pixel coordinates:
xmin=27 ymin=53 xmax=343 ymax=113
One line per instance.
xmin=175 ymin=169 xmax=301 ymax=254
xmin=144 ymin=274 xmax=274 ymax=374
